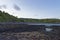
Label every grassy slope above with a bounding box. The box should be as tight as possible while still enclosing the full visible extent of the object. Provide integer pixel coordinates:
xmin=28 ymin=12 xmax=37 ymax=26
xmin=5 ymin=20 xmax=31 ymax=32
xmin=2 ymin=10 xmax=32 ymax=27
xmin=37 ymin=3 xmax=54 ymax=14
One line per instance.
xmin=0 ymin=11 xmax=20 ymax=22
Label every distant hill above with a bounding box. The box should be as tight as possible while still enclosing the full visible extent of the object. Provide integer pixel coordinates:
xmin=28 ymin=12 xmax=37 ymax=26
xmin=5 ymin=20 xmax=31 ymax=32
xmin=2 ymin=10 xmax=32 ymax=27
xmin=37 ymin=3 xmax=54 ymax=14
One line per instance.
xmin=19 ymin=18 xmax=60 ymax=23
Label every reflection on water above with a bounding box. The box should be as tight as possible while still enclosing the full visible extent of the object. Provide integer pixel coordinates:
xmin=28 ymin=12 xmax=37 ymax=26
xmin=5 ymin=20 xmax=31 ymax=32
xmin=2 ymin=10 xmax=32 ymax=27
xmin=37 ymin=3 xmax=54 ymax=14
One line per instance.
xmin=45 ymin=28 xmax=53 ymax=32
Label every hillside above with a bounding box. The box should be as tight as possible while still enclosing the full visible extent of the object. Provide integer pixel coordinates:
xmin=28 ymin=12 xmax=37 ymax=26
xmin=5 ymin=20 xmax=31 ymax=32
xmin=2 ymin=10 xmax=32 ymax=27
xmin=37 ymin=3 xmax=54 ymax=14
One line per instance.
xmin=0 ymin=11 xmax=20 ymax=22
xmin=0 ymin=10 xmax=60 ymax=23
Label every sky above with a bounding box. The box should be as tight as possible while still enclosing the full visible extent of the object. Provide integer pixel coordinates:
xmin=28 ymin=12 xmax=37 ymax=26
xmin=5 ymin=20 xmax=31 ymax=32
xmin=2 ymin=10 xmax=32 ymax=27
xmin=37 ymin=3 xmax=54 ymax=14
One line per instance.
xmin=0 ymin=0 xmax=60 ymax=19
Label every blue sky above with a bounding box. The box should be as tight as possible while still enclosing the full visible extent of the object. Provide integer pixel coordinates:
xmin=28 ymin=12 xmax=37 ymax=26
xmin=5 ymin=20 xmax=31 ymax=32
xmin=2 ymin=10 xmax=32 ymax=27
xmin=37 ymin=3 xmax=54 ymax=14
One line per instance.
xmin=0 ymin=0 xmax=60 ymax=19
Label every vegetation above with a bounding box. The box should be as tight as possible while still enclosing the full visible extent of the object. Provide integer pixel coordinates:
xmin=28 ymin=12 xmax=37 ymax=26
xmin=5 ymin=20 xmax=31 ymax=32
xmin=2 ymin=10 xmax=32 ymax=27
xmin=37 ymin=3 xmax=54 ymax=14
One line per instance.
xmin=0 ymin=10 xmax=20 ymax=22
xmin=0 ymin=10 xmax=60 ymax=23
xmin=19 ymin=18 xmax=60 ymax=23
